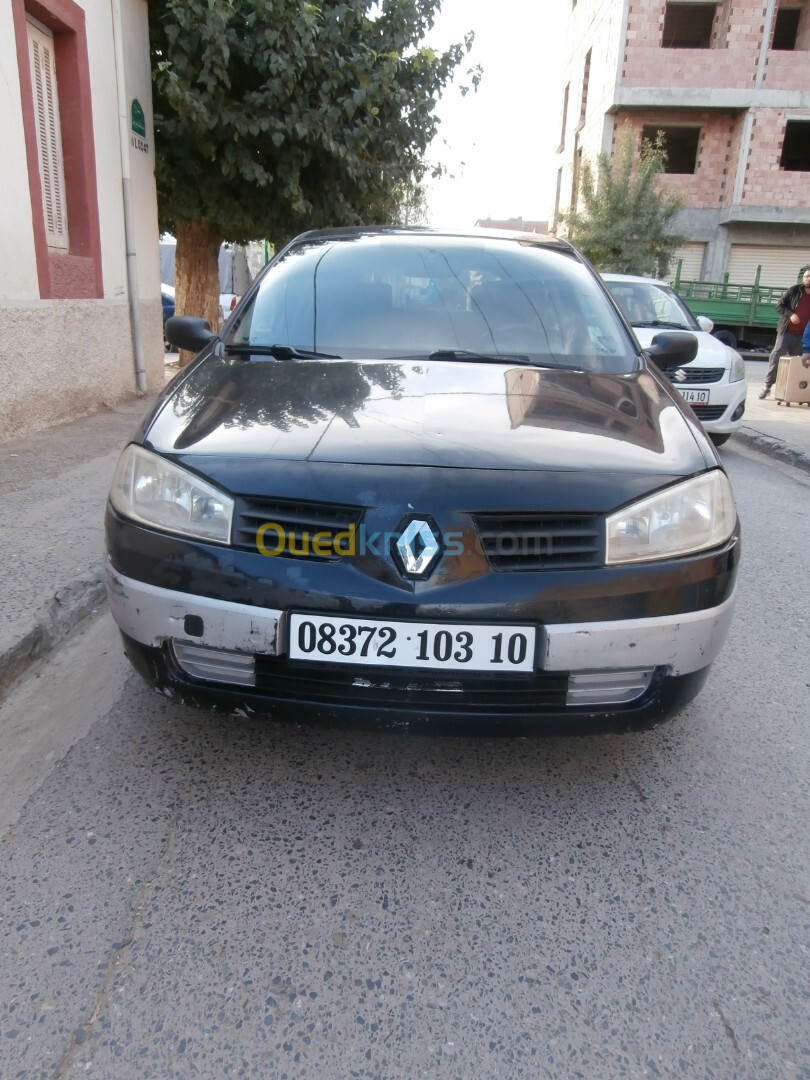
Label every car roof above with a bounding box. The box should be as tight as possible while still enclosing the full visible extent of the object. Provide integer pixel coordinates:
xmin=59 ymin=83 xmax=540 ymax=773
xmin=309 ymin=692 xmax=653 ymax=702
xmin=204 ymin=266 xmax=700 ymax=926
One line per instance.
xmin=293 ymin=224 xmax=576 ymax=254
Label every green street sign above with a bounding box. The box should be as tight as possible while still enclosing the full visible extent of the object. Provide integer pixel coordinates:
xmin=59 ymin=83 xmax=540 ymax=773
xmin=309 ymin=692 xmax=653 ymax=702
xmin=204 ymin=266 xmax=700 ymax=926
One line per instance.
xmin=131 ymin=99 xmax=146 ymax=138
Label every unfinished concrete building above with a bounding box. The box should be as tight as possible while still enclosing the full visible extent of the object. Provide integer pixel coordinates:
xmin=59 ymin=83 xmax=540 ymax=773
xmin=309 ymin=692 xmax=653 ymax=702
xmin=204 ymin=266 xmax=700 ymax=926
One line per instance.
xmin=553 ymin=0 xmax=810 ymax=290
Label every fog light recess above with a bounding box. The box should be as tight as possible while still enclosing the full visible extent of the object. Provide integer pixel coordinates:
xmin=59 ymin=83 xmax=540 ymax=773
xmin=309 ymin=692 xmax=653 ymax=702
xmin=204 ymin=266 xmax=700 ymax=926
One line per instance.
xmin=566 ymin=669 xmax=653 ymax=706
xmin=172 ymin=642 xmax=256 ymax=686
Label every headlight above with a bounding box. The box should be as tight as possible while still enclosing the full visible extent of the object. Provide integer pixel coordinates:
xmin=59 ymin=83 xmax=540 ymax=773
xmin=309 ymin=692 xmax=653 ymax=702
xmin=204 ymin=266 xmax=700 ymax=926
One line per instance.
xmin=109 ymin=445 xmax=233 ymax=544
xmin=606 ymin=471 xmax=736 ymax=564
xmin=729 ymin=352 xmax=746 ymax=382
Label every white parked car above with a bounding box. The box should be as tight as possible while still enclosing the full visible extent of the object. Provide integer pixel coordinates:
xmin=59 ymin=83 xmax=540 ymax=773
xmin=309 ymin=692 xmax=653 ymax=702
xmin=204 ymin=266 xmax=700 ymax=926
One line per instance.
xmin=603 ymin=273 xmax=747 ymax=446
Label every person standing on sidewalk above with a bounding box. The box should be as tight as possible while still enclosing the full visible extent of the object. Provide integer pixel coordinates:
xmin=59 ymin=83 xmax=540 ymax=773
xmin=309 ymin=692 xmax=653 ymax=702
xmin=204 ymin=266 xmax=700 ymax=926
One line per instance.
xmin=759 ymin=266 xmax=810 ymax=398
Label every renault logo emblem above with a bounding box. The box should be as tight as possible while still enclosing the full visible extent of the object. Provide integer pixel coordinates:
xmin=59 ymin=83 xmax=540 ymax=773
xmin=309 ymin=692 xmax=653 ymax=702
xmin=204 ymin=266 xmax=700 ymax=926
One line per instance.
xmin=394 ymin=518 xmax=442 ymax=578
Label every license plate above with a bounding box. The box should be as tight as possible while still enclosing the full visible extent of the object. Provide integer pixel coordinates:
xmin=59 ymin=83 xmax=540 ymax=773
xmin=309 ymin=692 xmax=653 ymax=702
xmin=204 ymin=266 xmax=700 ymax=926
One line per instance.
xmin=677 ymin=388 xmax=710 ymax=404
xmin=288 ymin=613 xmax=536 ymax=672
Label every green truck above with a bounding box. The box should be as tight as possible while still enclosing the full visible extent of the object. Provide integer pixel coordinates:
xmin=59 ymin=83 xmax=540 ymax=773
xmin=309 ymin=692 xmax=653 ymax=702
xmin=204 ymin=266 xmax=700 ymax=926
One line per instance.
xmin=671 ymin=263 xmax=805 ymax=354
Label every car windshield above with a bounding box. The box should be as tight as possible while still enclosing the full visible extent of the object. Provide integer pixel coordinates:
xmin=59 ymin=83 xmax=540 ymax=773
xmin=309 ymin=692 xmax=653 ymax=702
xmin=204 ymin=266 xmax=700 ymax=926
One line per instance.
xmin=226 ymin=235 xmax=640 ymax=373
xmin=605 ymin=279 xmax=698 ymax=331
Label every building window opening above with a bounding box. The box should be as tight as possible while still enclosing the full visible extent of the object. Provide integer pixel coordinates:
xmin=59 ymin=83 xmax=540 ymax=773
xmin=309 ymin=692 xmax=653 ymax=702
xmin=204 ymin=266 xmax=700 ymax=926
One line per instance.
xmin=771 ymin=7 xmax=801 ymax=49
xmin=579 ymin=50 xmax=591 ymax=127
xmin=780 ymin=121 xmax=810 ymax=170
xmin=641 ymin=125 xmax=701 ymax=173
xmin=662 ymin=3 xmax=716 ymax=48
xmin=571 ymin=142 xmax=583 ymax=209
xmin=558 ymin=84 xmax=569 ymax=152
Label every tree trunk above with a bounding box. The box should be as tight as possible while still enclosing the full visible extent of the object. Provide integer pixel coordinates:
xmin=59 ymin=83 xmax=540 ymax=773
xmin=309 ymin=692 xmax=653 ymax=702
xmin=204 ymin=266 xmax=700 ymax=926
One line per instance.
xmin=174 ymin=221 xmax=223 ymax=366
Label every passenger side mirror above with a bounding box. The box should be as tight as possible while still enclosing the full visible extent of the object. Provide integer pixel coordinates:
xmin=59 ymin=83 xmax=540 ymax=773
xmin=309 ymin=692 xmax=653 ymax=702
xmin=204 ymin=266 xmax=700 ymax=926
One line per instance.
xmin=646 ymin=330 xmax=698 ymax=370
xmin=164 ymin=316 xmax=216 ymax=353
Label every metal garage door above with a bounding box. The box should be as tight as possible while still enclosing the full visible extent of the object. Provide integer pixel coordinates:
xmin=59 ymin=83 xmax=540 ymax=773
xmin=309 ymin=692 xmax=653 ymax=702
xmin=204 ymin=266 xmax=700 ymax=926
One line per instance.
xmin=670 ymin=244 xmax=705 ymax=282
xmin=727 ymin=246 xmax=807 ymax=289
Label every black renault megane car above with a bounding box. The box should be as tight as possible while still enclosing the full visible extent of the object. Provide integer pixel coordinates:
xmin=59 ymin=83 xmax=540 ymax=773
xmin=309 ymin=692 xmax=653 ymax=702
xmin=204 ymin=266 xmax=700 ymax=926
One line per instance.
xmin=105 ymin=227 xmax=739 ymax=732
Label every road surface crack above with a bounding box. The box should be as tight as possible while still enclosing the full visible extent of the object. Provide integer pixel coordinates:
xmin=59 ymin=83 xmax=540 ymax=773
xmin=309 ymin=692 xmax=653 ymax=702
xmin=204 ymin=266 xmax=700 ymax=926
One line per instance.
xmin=712 ymin=998 xmax=741 ymax=1054
xmin=55 ymin=803 xmax=185 ymax=1076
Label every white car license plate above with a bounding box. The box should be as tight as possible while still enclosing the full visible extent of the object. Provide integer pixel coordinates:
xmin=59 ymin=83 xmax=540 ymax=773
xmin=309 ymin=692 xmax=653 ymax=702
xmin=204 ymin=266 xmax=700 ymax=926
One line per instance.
xmin=288 ymin=613 xmax=536 ymax=672
xmin=677 ymin=388 xmax=710 ymax=404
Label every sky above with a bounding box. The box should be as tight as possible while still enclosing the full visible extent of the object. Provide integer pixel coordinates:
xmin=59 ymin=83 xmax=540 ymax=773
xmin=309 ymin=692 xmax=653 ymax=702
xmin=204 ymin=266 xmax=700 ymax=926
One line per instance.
xmin=423 ymin=0 xmax=567 ymax=229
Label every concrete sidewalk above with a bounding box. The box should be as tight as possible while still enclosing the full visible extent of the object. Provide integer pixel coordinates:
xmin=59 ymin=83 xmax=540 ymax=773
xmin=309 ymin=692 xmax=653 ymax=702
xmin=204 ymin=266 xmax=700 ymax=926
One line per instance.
xmin=0 ymin=395 xmax=155 ymax=699
xmin=736 ymin=358 xmax=810 ymax=472
xmin=0 ymin=359 xmax=808 ymax=701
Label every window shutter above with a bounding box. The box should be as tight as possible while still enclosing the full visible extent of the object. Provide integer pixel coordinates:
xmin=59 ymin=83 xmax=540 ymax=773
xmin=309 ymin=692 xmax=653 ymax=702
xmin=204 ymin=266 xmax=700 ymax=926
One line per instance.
xmin=727 ymin=245 xmax=805 ymax=289
xmin=670 ymin=244 xmax=706 ymax=282
xmin=27 ymin=18 xmax=69 ymax=251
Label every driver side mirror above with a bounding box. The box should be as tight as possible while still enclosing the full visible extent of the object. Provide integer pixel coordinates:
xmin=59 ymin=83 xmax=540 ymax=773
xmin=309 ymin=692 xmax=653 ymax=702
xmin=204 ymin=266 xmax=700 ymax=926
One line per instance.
xmin=164 ymin=316 xmax=216 ymax=354
xmin=646 ymin=330 xmax=698 ymax=371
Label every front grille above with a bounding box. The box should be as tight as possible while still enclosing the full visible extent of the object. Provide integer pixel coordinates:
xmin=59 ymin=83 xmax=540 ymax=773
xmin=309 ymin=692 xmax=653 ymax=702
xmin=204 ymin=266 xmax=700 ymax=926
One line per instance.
xmin=667 ymin=368 xmax=725 ymax=385
xmin=474 ymin=513 xmax=603 ymax=570
xmin=690 ymin=404 xmax=727 ymax=421
xmin=254 ymin=657 xmax=569 ymax=713
xmin=233 ymin=497 xmax=363 ymax=558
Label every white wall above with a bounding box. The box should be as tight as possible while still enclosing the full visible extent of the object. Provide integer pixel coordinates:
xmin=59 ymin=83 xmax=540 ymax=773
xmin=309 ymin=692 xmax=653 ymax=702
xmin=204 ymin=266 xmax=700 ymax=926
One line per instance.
xmin=122 ymin=0 xmax=162 ymax=303
xmin=555 ymin=0 xmax=630 ymax=222
xmin=85 ymin=0 xmax=129 ymax=302
xmin=84 ymin=0 xmax=161 ymax=305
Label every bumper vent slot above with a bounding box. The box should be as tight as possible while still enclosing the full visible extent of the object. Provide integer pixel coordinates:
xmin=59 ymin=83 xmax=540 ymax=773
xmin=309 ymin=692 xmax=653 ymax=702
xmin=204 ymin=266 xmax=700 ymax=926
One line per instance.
xmin=474 ymin=513 xmax=603 ymax=570
xmin=689 ymin=404 xmax=727 ymax=421
xmin=233 ymin=497 xmax=363 ymax=558
xmin=255 ymin=658 xmax=569 ymax=713
xmin=667 ymin=367 xmax=725 ymax=385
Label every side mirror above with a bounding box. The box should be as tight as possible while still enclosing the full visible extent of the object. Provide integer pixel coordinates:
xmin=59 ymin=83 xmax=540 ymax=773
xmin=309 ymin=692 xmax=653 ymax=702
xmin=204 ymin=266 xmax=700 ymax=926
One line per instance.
xmin=697 ymin=315 xmax=714 ymax=332
xmin=646 ymin=330 xmax=698 ymax=371
xmin=164 ymin=316 xmax=216 ymax=353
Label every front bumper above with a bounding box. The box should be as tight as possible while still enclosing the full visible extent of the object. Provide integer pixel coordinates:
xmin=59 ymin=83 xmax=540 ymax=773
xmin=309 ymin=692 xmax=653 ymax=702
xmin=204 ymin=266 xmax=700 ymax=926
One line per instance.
xmin=106 ymin=565 xmax=735 ymax=730
xmin=687 ymin=380 xmax=747 ymax=434
xmin=107 ymin=566 xmax=735 ymax=678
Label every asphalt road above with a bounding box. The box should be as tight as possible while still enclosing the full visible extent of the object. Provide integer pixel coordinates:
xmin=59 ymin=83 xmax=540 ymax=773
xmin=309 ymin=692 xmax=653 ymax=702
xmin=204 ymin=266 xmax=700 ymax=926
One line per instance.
xmin=1 ymin=442 xmax=808 ymax=1079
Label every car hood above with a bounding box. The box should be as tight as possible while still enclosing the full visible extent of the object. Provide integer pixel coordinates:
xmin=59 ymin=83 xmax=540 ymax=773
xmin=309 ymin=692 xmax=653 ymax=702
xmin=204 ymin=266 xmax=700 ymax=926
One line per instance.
xmin=143 ymin=355 xmax=710 ymax=477
xmin=630 ymin=326 xmax=735 ymax=367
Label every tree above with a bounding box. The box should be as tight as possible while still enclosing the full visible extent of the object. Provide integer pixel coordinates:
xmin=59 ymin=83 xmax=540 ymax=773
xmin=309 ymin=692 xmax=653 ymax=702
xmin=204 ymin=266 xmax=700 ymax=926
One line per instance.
xmin=390 ymin=178 xmax=429 ymax=226
xmin=557 ymin=124 xmax=685 ymax=278
xmin=150 ymin=0 xmax=477 ymax=341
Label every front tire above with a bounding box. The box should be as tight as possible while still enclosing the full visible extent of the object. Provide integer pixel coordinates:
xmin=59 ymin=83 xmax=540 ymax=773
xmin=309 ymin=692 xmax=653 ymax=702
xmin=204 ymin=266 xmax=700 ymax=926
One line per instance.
xmin=710 ymin=432 xmax=732 ymax=447
xmin=714 ymin=330 xmax=737 ymax=349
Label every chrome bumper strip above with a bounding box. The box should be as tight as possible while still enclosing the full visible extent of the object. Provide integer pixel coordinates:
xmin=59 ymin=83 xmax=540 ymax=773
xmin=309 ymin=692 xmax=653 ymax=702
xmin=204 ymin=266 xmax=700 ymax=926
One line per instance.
xmin=107 ymin=567 xmax=735 ymax=677
xmin=541 ymin=592 xmax=736 ymax=676
xmin=106 ymin=567 xmax=282 ymax=655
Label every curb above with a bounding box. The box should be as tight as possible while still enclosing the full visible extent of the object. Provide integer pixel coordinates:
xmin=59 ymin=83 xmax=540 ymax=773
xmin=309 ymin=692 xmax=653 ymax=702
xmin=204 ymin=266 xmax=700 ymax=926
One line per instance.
xmin=0 ymin=568 xmax=107 ymax=704
xmin=734 ymin=425 xmax=810 ymax=477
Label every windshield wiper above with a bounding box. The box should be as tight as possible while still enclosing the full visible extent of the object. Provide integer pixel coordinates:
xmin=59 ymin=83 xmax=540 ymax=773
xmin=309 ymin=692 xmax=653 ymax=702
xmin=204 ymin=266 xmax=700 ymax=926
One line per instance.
xmin=224 ymin=343 xmax=342 ymax=360
xmin=427 ymin=349 xmax=533 ymax=365
xmin=632 ymin=321 xmax=690 ymax=330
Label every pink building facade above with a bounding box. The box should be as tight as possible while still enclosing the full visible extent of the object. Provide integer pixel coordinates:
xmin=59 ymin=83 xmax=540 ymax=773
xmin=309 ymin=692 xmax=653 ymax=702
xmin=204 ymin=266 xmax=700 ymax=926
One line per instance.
xmin=554 ymin=0 xmax=810 ymax=289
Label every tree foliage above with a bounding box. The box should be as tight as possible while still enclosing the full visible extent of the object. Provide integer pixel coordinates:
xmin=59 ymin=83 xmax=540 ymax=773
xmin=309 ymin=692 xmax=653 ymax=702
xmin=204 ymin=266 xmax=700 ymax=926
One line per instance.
xmin=558 ymin=124 xmax=685 ymax=278
xmin=150 ymin=0 xmax=476 ymax=340
xmin=151 ymin=0 xmax=475 ymax=244
xmin=390 ymin=178 xmax=429 ymax=225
